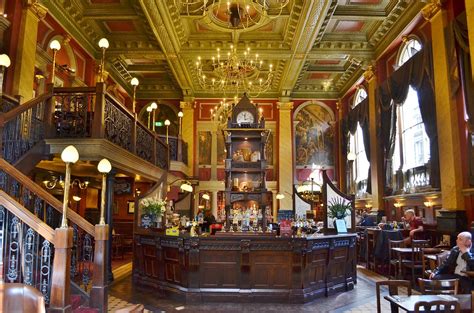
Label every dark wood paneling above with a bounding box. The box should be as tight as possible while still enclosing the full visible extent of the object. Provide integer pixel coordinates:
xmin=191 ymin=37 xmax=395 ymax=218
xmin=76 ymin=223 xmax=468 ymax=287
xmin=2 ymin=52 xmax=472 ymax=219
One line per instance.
xmin=133 ymin=232 xmax=357 ymax=303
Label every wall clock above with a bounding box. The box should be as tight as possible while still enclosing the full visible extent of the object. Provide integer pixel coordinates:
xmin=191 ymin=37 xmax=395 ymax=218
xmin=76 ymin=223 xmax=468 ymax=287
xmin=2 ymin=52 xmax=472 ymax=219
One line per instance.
xmin=236 ymin=110 xmax=254 ymax=124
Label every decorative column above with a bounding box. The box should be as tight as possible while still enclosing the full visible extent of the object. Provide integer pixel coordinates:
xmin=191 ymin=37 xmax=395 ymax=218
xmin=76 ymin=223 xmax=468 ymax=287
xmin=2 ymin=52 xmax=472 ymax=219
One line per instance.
xmin=180 ymin=98 xmax=195 ymax=176
xmin=212 ymin=190 xmax=218 ymax=219
xmin=277 ymin=100 xmax=293 ymax=211
xmin=466 ymin=0 xmax=474 ymax=77
xmin=105 ymin=169 xmax=116 ymax=283
xmin=365 ymin=66 xmax=384 ymax=212
xmin=11 ymin=1 xmax=47 ymax=102
xmin=211 ymin=123 xmax=217 ymax=181
xmin=422 ymin=3 xmax=464 ymax=212
xmin=336 ymin=100 xmax=346 ymax=192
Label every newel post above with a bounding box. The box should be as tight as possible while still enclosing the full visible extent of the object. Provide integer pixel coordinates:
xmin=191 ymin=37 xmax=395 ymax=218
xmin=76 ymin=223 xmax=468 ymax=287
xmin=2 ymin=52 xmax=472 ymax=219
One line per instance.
xmin=92 ymin=82 xmax=106 ymax=138
xmin=44 ymin=83 xmax=56 ymax=138
xmin=90 ymin=224 xmax=109 ymax=312
xmin=49 ymin=227 xmax=73 ymax=313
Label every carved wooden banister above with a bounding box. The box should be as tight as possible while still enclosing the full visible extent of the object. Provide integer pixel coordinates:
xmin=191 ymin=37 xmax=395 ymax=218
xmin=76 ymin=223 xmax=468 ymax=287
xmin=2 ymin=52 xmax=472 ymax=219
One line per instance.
xmin=0 ymin=158 xmax=95 ymax=236
xmin=0 ymin=92 xmax=52 ymax=125
xmin=0 ymin=190 xmax=56 ymax=243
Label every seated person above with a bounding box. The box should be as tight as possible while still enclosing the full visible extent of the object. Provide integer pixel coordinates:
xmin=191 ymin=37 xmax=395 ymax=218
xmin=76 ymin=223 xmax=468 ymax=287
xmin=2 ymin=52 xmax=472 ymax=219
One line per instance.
xmin=202 ymin=209 xmax=216 ymax=232
xmin=430 ymin=231 xmax=474 ymax=293
xmin=403 ymin=209 xmax=423 ymax=245
xmin=359 ymin=213 xmax=375 ymax=227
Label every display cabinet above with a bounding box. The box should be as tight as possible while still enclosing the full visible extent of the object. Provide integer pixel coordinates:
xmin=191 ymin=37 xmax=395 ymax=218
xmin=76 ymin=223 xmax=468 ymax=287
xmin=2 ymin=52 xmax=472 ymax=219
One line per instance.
xmin=223 ymin=94 xmax=271 ymax=231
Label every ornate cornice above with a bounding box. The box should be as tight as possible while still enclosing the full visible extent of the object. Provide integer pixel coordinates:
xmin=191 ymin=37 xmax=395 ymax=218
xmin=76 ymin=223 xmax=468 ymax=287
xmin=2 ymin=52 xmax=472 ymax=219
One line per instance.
xmin=27 ymin=0 xmax=48 ymax=20
xmin=421 ymin=0 xmax=442 ymax=21
xmin=363 ymin=65 xmax=376 ymax=82
xmin=277 ymin=102 xmax=294 ymax=111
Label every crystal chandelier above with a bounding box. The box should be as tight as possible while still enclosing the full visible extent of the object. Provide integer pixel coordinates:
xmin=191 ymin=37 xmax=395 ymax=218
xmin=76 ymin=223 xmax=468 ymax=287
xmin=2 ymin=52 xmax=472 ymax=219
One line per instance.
xmin=196 ymin=45 xmax=273 ymax=97
xmin=173 ymin=0 xmax=290 ymax=29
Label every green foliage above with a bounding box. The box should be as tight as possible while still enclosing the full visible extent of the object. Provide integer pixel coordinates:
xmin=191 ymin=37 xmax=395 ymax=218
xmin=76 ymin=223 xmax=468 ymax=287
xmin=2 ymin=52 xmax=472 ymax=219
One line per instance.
xmin=327 ymin=197 xmax=352 ymax=219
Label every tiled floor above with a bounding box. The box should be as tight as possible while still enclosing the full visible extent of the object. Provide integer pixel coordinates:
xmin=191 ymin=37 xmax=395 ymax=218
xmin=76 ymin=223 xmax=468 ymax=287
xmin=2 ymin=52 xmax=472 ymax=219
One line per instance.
xmin=107 ymin=266 xmax=409 ymax=312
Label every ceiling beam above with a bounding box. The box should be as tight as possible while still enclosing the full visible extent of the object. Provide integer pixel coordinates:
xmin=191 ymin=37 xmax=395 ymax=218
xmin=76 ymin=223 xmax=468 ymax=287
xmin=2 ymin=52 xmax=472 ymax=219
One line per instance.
xmin=333 ymin=6 xmax=387 ymax=21
xmin=82 ymin=8 xmax=139 ymax=20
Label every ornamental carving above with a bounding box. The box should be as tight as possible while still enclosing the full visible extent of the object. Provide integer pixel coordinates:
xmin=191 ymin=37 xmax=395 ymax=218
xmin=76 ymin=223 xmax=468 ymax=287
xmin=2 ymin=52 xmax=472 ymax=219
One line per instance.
xmin=421 ymin=1 xmax=442 ymax=21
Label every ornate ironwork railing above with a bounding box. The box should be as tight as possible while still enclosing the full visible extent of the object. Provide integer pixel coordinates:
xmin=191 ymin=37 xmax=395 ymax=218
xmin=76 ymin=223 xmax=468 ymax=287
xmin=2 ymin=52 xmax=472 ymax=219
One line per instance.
xmin=0 ymin=160 xmax=96 ymax=295
xmin=157 ymin=134 xmax=187 ymax=165
xmin=54 ymin=90 xmax=95 ymax=138
xmin=1 ymin=93 xmax=49 ymax=164
xmin=136 ymin=123 xmax=154 ymax=163
xmin=104 ymin=96 xmax=133 ymax=153
xmin=0 ymin=94 xmax=19 ymax=113
xmin=0 ymin=207 xmax=54 ymax=303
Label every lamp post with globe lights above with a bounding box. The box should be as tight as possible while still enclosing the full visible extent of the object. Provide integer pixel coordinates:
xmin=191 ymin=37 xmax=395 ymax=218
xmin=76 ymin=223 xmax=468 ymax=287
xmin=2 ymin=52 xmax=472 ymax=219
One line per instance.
xmin=130 ymin=77 xmax=139 ymax=114
xmin=60 ymin=145 xmax=79 ymax=228
xmin=150 ymin=102 xmax=158 ymax=131
xmin=97 ymin=158 xmax=112 ymax=225
xmin=49 ymin=40 xmax=61 ymax=84
xmin=178 ymin=111 xmax=184 ymax=137
xmin=165 ymin=119 xmax=171 ymax=144
xmin=0 ymin=54 xmax=11 ymax=94
xmin=98 ymin=38 xmax=109 ymax=82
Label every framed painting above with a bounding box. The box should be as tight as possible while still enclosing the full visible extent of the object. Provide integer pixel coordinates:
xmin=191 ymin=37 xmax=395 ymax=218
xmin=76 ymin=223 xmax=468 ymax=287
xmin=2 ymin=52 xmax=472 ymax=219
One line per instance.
xmin=114 ymin=178 xmax=132 ymax=195
xmin=127 ymin=200 xmax=135 ymax=214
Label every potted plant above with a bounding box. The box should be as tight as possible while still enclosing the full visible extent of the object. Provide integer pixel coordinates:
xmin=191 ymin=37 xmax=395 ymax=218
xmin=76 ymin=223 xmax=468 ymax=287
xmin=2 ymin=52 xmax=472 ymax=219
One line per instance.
xmin=140 ymin=197 xmax=167 ymax=228
xmin=327 ymin=197 xmax=352 ymax=227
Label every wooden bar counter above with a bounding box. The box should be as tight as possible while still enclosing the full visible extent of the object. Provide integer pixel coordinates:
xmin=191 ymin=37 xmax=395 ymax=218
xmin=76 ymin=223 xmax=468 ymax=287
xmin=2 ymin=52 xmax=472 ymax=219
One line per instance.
xmin=133 ymin=230 xmax=357 ymax=303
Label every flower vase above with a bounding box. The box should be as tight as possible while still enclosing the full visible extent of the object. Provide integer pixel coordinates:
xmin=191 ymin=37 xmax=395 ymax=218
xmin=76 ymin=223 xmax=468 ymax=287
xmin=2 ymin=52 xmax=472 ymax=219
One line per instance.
xmin=155 ymin=214 xmax=163 ymax=228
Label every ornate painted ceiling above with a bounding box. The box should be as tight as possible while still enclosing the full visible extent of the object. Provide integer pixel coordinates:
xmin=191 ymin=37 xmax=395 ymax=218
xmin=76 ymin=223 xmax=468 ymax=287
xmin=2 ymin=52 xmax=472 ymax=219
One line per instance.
xmin=43 ymin=0 xmax=424 ymax=100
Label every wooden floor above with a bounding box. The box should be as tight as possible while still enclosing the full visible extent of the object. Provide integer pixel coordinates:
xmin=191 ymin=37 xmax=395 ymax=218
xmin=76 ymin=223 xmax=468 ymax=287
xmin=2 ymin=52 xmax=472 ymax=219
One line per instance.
xmin=107 ymin=266 xmax=406 ymax=312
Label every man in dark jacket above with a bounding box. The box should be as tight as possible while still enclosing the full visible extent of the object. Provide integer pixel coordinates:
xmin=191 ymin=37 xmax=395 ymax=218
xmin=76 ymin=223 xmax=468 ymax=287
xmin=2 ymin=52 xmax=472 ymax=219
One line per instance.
xmin=430 ymin=231 xmax=474 ymax=293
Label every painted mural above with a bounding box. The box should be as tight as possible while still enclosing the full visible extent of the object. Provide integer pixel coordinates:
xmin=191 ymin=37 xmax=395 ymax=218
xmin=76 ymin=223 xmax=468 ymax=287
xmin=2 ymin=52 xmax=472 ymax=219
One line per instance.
xmin=295 ymin=103 xmax=334 ymax=167
xmin=199 ymin=131 xmax=212 ymax=165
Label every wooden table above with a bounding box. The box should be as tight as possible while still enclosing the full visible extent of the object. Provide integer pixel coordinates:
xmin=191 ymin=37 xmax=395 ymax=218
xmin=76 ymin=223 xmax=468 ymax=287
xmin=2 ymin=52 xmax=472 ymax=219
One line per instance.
xmin=391 ymin=247 xmax=413 ymax=279
xmin=384 ymin=294 xmax=471 ymax=312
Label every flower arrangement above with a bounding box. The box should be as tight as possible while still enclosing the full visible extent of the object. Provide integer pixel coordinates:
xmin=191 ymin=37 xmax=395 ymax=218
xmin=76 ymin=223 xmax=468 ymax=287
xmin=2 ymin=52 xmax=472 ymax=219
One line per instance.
xmin=140 ymin=197 xmax=167 ymax=216
xmin=327 ymin=197 xmax=352 ymax=219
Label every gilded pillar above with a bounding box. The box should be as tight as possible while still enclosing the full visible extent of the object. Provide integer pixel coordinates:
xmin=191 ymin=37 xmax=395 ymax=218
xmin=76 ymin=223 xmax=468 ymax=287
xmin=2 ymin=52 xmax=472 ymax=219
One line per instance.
xmin=180 ymin=98 xmax=195 ymax=176
xmin=211 ymin=123 xmax=217 ymax=180
xmin=336 ymin=100 xmax=346 ymax=192
xmin=212 ymin=190 xmax=218 ymax=220
xmin=365 ymin=66 xmax=384 ymax=211
xmin=11 ymin=1 xmax=47 ymax=102
xmin=422 ymin=2 xmax=464 ymax=210
xmin=277 ymin=100 xmax=293 ymax=211
xmin=465 ymin=0 xmax=474 ymax=78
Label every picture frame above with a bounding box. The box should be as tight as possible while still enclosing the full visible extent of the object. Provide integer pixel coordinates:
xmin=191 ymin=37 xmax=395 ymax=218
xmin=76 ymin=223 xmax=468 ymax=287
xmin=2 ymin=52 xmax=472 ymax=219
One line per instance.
xmin=127 ymin=200 xmax=135 ymax=214
xmin=114 ymin=178 xmax=133 ymax=195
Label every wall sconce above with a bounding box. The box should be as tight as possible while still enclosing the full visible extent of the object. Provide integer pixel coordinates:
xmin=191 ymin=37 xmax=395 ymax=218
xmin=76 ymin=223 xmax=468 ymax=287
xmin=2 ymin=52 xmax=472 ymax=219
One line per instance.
xmin=135 ymin=188 xmax=141 ymax=197
xmin=97 ymin=158 xmax=112 ymax=225
xmin=423 ymin=200 xmax=434 ymax=208
xmin=0 ymin=54 xmax=11 ymax=94
xmin=164 ymin=119 xmax=171 ymax=144
xmin=394 ymin=202 xmax=402 ymax=208
xmin=180 ymin=181 xmax=193 ymax=192
xmin=43 ymin=176 xmax=89 ymax=190
xmin=98 ymin=38 xmax=109 ymax=82
xmin=49 ymin=40 xmax=61 ymax=84
xmin=130 ymin=77 xmax=139 ymax=114
xmin=276 ymin=193 xmax=285 ymax=200
xmin=202 ymin=193 xmax=210 ymax=200
xmin=365 ymin=203 xmax=373 ymax=209
xmin=60 ymin=145 xmax=79 ymax=228
xmin=150 ymin=101 xmax=158 ymax=131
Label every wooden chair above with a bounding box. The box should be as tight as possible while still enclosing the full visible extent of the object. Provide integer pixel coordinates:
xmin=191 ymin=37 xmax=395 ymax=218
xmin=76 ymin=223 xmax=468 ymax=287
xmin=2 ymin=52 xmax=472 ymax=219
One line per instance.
xmin=414 ymin=300 xmax=460 ymax=313
xmin=402 ymin=239 xmax=431 ymax=285
xmin=376 ymin=280 xmax=411 ymax=313
xmin=418 ymin=278 xmax=459 ymax=295
xmin=388 ymin=239 xmax=405 ymax=279
xmin=423 ymin=250 xmax=450 ymax=278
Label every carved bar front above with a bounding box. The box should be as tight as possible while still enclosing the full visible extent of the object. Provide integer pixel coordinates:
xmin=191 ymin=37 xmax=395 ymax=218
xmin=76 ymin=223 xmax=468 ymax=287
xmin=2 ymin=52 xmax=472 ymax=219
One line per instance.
xmin=133 ymin=232 xmax=356 ymax=303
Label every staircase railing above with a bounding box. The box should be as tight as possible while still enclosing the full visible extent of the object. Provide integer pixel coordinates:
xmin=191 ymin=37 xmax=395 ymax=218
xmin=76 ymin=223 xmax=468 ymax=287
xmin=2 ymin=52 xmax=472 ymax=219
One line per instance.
xmin=0 ymin=158 xmax=106 ymax=311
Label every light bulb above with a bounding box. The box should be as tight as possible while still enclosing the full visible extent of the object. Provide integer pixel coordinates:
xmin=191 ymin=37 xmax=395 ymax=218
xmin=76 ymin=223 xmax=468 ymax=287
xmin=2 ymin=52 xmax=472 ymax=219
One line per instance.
xmin=97 ymin=158 xmax=112 ymax=173
xmin=61 ymin=145 xmax=79 ymax=163
xmin=131 ymin=77 xmax=139 ymax=86
xmin=150 ymin=102 xmax=158 ymax=109
xmin=49 ymin=40 xmax=61 ymax=51
xmin=178 ymin=111 xmax=184 ymax=118
xmin=98 ymin=38 xmax=109 ymax=49
xmin=0 ymin=54 xmax=11 ymax=67
xmin=164 ymin=119 xmax=171 ymax=126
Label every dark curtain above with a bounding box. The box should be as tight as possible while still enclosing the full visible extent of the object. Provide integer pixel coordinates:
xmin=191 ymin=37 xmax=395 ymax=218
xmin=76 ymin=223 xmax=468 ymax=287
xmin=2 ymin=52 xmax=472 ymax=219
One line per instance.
xmin=453 ymin=12 xmax=474 ymax=184
xmin=377 ymin=42 xmax=440 ymax=190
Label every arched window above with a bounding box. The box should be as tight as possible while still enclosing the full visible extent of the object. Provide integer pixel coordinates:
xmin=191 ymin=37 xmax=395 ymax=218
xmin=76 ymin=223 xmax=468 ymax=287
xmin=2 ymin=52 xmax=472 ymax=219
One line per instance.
xmin=348 ymin=87 xmax=369 ymax=196
xmin=392 ymin=37 xmax=430 ymax=187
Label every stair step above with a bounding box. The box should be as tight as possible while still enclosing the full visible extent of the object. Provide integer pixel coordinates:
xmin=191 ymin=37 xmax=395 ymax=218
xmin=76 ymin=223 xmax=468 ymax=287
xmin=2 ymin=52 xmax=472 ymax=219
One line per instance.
xmin=71 ymin=294 xmax=82 ymax=310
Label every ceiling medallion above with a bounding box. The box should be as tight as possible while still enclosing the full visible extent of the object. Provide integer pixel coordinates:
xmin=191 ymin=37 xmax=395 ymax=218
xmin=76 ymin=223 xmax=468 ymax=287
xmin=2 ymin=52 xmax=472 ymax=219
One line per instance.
xmin=196 ymin=44 xmax=274 ymax=97
xmin=173 ymin=0 xmax=289 ymax=30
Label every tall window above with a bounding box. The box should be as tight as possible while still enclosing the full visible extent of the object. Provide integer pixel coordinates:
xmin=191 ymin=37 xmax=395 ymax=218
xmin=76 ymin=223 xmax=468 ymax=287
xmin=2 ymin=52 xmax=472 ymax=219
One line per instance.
xmin=392 ymin=38 xmax=430 ymax=177
xmin=349 ymin=88 xmax=369 ymax=189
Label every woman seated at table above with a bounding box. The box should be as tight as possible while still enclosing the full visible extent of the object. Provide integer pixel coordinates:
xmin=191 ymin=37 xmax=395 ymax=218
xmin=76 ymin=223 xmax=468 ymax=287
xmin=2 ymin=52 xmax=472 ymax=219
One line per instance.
xmin=429 ymin=231 xmax=474 ymax=293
